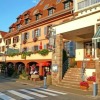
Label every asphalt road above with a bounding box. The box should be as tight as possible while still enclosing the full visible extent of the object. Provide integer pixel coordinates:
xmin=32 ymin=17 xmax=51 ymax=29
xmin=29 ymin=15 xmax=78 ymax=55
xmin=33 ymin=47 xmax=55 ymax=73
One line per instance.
xmin=0 ymin=77 xmax=100 ymax=100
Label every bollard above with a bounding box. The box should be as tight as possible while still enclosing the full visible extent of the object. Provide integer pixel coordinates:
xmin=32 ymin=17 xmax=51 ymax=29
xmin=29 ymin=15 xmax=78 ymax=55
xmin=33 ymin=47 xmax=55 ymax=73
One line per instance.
xmin=93 ymin=82 xmax=98 ymax=96
xmin=43 ymin=77 xmax=47 ymax=89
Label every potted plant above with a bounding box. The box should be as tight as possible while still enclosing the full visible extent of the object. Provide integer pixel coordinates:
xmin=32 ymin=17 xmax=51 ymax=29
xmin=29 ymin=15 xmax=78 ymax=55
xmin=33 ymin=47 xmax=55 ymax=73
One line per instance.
xmin=87 ymin=76 xmax=96 ymax=84
xmin=80 ymin=81 xmax=89 ymax=90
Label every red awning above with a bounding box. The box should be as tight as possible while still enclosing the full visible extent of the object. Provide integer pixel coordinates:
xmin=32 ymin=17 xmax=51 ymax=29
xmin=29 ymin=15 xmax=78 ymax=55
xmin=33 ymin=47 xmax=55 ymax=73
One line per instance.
xmin=36 ymin=62 xmax=50 ymax=67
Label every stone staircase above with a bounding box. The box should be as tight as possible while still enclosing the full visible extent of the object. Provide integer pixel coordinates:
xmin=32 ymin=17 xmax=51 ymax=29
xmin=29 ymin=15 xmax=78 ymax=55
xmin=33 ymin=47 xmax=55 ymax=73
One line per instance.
xmin=56 ymin=68 xmax=82 ymax=89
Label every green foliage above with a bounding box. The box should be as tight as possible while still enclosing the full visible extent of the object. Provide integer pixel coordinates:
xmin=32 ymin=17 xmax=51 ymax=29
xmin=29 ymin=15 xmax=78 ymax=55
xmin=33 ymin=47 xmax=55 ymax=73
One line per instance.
xmin=21 ymin=70 xmax=28 ymax=77
xmin=11 ymin=71 xmax=19 ymax=78
xmin=38 ymin=49 xmax=49 ymax=56
xmin=1 ymin=62 xmax=6 ymax=70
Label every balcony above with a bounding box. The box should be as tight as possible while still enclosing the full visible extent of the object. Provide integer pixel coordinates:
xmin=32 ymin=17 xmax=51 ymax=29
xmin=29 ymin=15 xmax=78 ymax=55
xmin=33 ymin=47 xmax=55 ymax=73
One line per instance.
xmin=78 ymin=0 xmax=100 ymax=10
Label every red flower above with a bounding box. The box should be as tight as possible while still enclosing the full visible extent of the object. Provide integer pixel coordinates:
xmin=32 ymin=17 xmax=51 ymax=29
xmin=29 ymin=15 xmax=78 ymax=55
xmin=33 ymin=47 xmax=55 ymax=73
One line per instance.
xmin=33 ymin=37 xmax=37 ymax=42
xmin=87 ymin=76 xmax=96 ymax=82
xmin=80 ymin=81 xmax=89 ymax=88
xmin=23 ymin=40 xmax=26 ymax=44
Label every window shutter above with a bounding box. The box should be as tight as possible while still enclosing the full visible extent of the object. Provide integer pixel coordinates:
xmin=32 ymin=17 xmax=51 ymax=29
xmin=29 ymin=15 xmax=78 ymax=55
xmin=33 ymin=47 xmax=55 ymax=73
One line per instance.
xmin=32 ymin=46 xmax=34 ymax=51
xmin=44 ymin=44 xmax=47 ymax=49
xmin=27 ymin=32 xmax=29 ymax=39
xmin=38 ymin=45 xmax=40 ymax=50
xmin=21 ymin=34 xmax=24 ymax=43
xmin=32 ymin=30 xmax=34 ymax=38
xmin=44 ymin=27 xmax=47 ymax=35
xmin=38 ymin=28 xmax=41 ymax=36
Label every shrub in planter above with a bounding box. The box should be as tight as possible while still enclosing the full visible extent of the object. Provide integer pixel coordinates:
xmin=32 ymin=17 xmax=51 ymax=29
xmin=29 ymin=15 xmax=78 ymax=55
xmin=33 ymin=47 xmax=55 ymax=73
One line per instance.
xmin=38 ymin=49 xmax=49 ymax=56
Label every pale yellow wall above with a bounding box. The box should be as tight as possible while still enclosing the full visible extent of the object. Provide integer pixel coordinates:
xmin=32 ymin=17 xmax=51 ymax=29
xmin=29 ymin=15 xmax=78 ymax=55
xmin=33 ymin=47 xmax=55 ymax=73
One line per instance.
xmin=0 ymin=52 xmax=52 ymax=61
xmin=21 ymin=19 xmax=63 ymax=51
xmin=75 ymin=42 xmax=84 ymax=61
xmin=5 ymin=34 xmax=21 ymax=52
xmin=0 ymin=33 xmax=5 ymax=53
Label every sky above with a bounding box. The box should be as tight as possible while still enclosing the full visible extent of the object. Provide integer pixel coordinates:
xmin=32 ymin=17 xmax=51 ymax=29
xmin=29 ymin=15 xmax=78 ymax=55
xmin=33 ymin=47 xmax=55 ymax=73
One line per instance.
xmin=0 ymin=0 xmax=40 ymax=32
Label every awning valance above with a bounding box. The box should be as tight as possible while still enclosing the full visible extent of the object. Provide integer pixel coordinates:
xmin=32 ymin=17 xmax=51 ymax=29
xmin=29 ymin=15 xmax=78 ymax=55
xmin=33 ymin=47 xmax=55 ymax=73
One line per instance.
xmin=92 ymin=27 xmax=100 ymax=40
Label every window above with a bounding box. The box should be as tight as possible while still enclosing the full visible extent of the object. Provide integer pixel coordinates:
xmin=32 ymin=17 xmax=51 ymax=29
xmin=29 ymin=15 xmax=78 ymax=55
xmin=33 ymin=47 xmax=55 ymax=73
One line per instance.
xmin=2 ymin=46 xmax=5 ymax=52
xmin=84 ymin=42 xmax=92 ymax=56
xmin=34 ymin=46 xmax=39 ymax=51
xmin=36 ymin=15 xmax=39 ymax=20
xmin=24 ymin=33 xmax=28 ymax=40
xmin=64 ymin=1 xmax=70 ymax=9
xmin=34 ymin=29 xmax=41 ymax=37
xmin=48 ymin=9 xmax=53 ymax=16
xmin=17 ymin=24 xmax=20 ymax=30
xmin=25 ymin=18 xmax=29 ymax=24
xmin=0 ymin=38 xmax=2 ymax=43
xmin=6 ymin=39 xmax=11 ymax=45
xmin=96 ymin=39 xmax=100 ymax=56
xmin=0 ymin=47 xmax=1 ymax=52
xmin=13 ymin=36 xmax=19 ymax=43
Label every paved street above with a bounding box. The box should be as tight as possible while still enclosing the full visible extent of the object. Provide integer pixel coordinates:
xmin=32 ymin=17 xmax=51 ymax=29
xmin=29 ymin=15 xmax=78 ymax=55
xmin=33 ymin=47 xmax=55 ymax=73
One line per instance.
xmin=0 ymin=77 xmax=100 ymax=100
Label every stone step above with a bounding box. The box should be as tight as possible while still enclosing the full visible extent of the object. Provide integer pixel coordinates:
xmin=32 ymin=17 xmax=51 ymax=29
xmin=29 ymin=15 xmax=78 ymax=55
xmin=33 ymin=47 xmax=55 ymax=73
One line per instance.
xmin=57 ymin=83 xmax=80 ymax=89
xmin=59 ymin=80 xmax=80 ymax=85
xmin=62 ymin=78 xmax=81 ymax=82
xmin=64 ymin=75 xmax=81 ymax=78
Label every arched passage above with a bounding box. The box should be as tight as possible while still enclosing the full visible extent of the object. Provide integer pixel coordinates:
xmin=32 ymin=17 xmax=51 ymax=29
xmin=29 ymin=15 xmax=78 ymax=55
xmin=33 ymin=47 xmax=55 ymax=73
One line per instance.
xmin=15 ymin=62 xmax=25 ymax=74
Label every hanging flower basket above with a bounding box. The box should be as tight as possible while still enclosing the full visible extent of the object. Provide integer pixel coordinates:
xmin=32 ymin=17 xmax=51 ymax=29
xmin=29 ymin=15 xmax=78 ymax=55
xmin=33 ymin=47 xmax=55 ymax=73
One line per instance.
xmin=23 ymin=40 xmax=27 ymax=44
xmin=45 ymin=34 xmax=50 ymax=39
xmin=13 ymin=44 xmax=16 ymax=47
xmin=33 ymin=37 xmax=37 ymax=42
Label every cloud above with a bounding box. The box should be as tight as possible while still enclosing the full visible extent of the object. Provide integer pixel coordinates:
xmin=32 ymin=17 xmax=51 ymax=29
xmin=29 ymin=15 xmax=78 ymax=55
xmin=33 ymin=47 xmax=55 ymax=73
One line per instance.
xmin=32 ymin=0 xmax=39 ymax=5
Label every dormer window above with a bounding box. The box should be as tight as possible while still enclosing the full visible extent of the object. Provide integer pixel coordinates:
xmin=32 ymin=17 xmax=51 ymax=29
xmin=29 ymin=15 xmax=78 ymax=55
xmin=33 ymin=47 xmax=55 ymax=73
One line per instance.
xmin=48 ymin=9 xmax=53 ymax=16
xmin=17 ymin=24 xmax=20 ymax=30
xmin=64 ymin=1 xmax=70 ymax=9
xmin=36 ymin=15 xmax=39 ymax=20
xmin=34 ymin=10 xmax=42 ymax=20
xmin=25 ymin=18 xmax=30 ymax=24
xmin=47 ymin=4 xmax=56 ymax=16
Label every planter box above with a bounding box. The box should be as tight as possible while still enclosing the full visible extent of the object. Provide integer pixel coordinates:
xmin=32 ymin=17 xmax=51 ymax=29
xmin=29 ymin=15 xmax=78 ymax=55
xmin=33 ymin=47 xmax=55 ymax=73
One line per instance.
xmin=80 ymin=86 xmax=88 ymax=90
xmin=47 ymin=75 xmax=52 ymax=85
xmin=31 ymin=74 xmax=39 ymax=79
xmin=87 ymin=81 xmax=94 ymax=84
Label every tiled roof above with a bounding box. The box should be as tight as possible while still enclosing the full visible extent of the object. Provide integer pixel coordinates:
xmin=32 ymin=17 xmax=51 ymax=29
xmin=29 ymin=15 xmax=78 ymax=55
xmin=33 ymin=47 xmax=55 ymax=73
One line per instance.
xmin=0 ymin=31 xmax=8 ymax=37
xmin=9 ymin=0 xmax=72 ymax=29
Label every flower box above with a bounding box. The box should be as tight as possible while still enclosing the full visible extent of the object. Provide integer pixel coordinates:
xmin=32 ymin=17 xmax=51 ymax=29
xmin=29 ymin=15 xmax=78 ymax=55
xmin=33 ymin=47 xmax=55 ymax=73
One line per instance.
xmin=80 ymin=86 xmax=88 ymax=90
